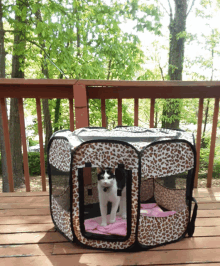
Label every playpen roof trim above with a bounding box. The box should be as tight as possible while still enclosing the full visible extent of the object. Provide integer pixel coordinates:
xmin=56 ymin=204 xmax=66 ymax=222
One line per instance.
xmin=53 ymin=127 xmax=195 ymax=152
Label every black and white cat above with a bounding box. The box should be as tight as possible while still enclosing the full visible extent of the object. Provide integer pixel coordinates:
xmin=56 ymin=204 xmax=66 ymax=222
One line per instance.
xmin=97 ymin=167 xmax=126 ymax=227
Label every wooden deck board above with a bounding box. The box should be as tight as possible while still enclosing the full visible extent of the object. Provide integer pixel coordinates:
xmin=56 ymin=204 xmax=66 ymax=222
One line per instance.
xmin=0 ymin=188 xmax=219 ymax=266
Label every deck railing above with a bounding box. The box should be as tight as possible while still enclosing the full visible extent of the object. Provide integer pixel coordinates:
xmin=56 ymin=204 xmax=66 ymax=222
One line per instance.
xmin=0 ymin=79 xmax=220 ymax=192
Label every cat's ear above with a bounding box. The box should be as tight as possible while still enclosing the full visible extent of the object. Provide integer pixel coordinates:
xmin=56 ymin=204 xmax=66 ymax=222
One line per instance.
xmin=97 ymin=167 xmax=102 ymax=174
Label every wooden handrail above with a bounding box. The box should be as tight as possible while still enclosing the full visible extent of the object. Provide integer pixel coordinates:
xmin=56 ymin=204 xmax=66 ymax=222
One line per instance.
xmin=1 ymin=79 xmax=220 ymax=192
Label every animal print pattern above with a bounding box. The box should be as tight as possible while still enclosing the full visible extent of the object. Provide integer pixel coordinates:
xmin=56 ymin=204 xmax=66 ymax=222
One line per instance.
xmin=51 ymin=196 xmax=73 ymax=241
xmin=49 ymin=139 xmax=71 ymax=172
xmin=154 ymin=181 xmax=187 ymax=212
xmin=141 ymin=142 xmax=194 ymax=179
xmin=138 ymin=206 xmax=189 ymax=246
xmin=140 ymin=178 xmax=154 ymax=202
xmin=72 ymin=142 xmax=139 ymax=250
xmin=48 ymin=127 xmax=195 ymax=250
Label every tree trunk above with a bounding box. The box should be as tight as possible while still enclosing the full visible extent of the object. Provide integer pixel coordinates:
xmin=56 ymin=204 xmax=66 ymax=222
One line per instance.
xmin=162 ymin=0 xmax=188 ymax=188
xmin=35 ymin=9 xmax=53 ymax=154
xmin=9 ymin=99 xmax=24 ymax=188
xmin=201 ymin=99 xmax=210 ymax=148
xmin=42 ymin=100 xmax=52 ymax=154
xmin=9 ymin=0 xmax=27 ymax=189
xmin=54 ymin=99 xmax=61 ymax=132
xmin=0 ymin=0 xmax=10 ymax=192
xmin=0 ymin=104 xmax=10 ymax=192
xmin=0 ymin=0 xmax=5 ymax=78
xmin=162 ymin=0 xmax=188 ymax=129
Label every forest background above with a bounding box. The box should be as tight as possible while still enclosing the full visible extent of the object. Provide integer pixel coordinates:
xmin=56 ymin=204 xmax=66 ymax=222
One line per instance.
xmin=0 ymin=0 xmax=220 ymax=192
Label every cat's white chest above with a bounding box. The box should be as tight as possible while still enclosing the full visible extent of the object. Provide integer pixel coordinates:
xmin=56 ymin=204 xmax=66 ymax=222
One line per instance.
xmin=107 ymin=186 xmax=118 ymax=202
xmin=97 ymin=180 xmax=118 ymax=202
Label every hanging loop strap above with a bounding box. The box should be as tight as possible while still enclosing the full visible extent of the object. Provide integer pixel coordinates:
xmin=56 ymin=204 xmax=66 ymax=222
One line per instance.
xmin=187 ymin=197 xmax=198 ymax=237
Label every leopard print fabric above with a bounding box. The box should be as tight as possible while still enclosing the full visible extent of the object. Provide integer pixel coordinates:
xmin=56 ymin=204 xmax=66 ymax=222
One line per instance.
xmin=72 ymin=142 xmax=139 ymax=250
xmin=51 ymin=196 xmax=73 ymax=241
xmin=141 ymin=142 xmax=194 ymax=179
xmin=49 ymin=139 xmax=71 ymax=172
xmin=49 ymin=138 xmax=73 ymax=241
xmin=138 ymin=206 xmax=189 ymax=246
xmin=154 ymin=182 xmax=187 ymax=212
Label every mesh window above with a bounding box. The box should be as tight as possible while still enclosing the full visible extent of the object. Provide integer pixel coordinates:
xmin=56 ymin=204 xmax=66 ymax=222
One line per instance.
xmin=50 ymin=164 xmax=70 ymax=212
xmin=155 ymin=171 xmax=188 ymax=190
xmin=140 ymin=178 xmax=154 ymax=203
xmin=154 ymin=171 xmax=190 ymax=212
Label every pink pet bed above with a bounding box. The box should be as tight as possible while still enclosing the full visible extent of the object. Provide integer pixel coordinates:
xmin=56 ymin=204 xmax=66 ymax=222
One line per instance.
xmin=84 ymin=203 xmax=176 ymax=236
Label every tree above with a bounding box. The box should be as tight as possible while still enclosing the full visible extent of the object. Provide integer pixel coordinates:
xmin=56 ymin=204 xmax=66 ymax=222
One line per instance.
xmin=9 ymin=0 xmax=27 ymax=189
xmin=0 ymin=0 xmax=10 ymax=192
xmin=34 ymin=7 xmax=53 ymax=152
xmin=159 ymin=0 xmax=196 ymax=129
xmin=184 ymin=0 xmax=220 ymax=145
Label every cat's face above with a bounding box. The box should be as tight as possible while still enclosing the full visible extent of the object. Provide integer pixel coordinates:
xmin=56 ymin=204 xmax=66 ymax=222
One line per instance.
xmin=97 ymin=167 xmax=115 ymax=188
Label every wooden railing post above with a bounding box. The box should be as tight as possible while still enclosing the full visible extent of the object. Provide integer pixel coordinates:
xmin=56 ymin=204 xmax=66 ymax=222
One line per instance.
xmin=69 ymin=98 xmax=75 ymax=131
xmin=101 ymin=98 xmax=106 ymax=128
xmin=36 ymin=98 xmax=46 ymax=192
xmin=0 ymin=98 xmax=14 ymax=192
xmin=150 ymin=98 xmax=155 ymax=128
xmin=194 ymin=98 xmax=204 ymax=188
xmin=207 ymin=97 xmax=219 ymax=188
xmin=73 ymin=83 xmax=89 ymax=129
xmin=18 ymin=98 xmax=30 ymax=192
xmin=134 ymin=98 xmax=138 ymax=126
xmin=118 ymin=98 xmax=122 ymax=126
xmin=87 ymin=97 xmax=90 ymax=127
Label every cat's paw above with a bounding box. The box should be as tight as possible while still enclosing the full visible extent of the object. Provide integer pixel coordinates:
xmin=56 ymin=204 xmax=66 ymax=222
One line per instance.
xmin=101 ymin=221 xmax=107 ymax=227
xmin=121 ymin=214 xmax=127 ymax=219
xmin=109 ymin=218 xmax=116 ymax=224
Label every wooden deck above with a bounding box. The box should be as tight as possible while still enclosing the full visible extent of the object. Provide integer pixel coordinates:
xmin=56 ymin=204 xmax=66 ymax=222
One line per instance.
xmin=0 ymin=189 xmax=220 ymax=266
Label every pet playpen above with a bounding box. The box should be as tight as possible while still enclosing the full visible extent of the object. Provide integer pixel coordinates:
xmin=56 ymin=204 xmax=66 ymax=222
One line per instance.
xmin=48 ymin=126 xmax=197 ymax=251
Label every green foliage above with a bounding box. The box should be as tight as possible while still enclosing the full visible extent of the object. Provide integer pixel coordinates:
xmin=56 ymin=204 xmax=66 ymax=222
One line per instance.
xmin=160 ymin=99 xmax=183 ymax=125
xmin=202 ymin=135 xmax=211 ymax=148
xmin=0 ymin=152 xmax=47 ymax=176
xmin=3 ymin=0 xmax=161 ymax=80
xmin=200 ymin=144 xmax=220 ymax=179
xmin=89 ymin=99 xmax=135 ymax=129
xmin=27 ymin=152 xmax=47 ymax=176
xmin=89 ymin=99 xmax=102 ymax=127
xmin=28 ymin=138 xmax=39 ymax=147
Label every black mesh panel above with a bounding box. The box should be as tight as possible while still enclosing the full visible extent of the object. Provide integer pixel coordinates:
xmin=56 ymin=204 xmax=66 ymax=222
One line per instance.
xmin=155 ymin=171 xmax=188 ymax=190
xmin=50 ymin=164 xmax=70 ymax=212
